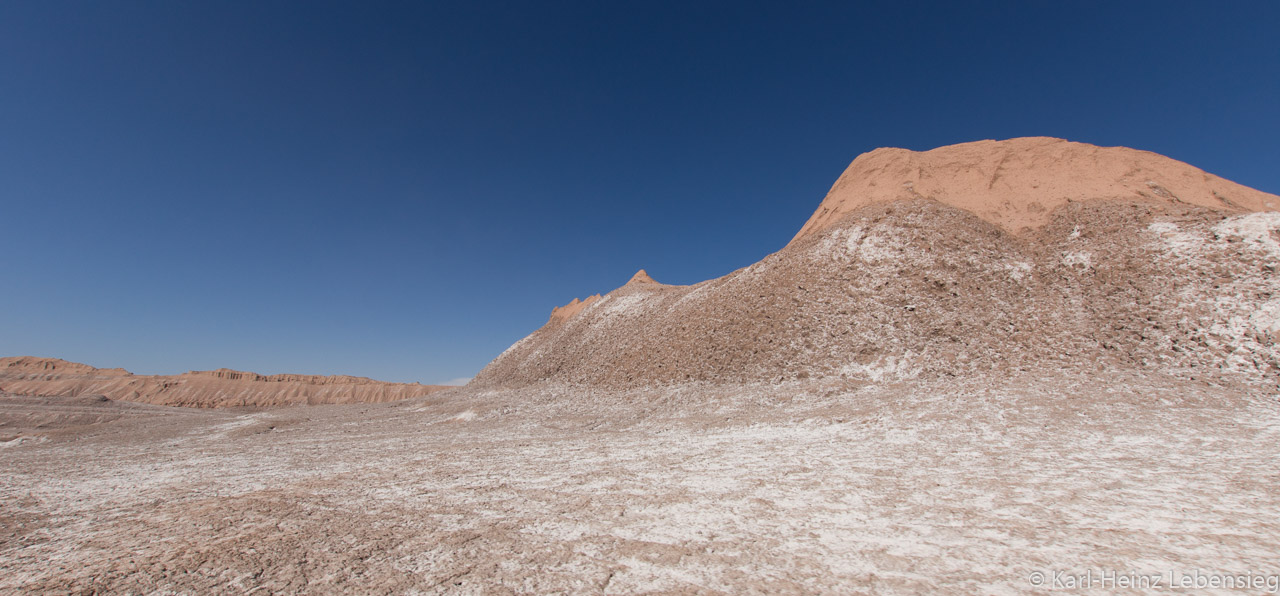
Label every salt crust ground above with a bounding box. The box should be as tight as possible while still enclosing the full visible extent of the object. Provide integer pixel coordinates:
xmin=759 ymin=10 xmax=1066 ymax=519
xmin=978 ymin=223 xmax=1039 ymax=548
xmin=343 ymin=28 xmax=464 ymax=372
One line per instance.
xmin=2 ymin=370 xmax=1278 ymax=594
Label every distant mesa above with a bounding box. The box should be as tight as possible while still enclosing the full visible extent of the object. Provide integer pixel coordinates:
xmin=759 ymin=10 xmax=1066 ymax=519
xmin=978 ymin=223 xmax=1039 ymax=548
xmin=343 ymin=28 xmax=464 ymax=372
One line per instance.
xmin=476 ymin=137 xmax=1280 ymax=391
xmin=0 ymin=356 xmax=451 ymax=408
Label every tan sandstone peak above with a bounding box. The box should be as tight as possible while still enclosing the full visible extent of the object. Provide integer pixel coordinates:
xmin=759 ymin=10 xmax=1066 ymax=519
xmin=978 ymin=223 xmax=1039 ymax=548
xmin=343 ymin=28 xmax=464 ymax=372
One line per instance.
xmin=790 ymin=137 xmax=1280 ymax=244
xmin=549 ymin=294 xmax=602 ymax=324
xmin=548 ymin=270 xmax=666 ymax=323
xmin=626 ymin=269 xmax=659 ymax=285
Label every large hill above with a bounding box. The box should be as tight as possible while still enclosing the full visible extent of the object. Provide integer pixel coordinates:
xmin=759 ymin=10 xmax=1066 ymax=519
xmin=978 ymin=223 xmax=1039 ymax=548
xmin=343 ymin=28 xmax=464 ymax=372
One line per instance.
xmin=0 ymin=356 xmax=448 ymax=407
xmin=474 ymin=137 xmax=1280 ymax=391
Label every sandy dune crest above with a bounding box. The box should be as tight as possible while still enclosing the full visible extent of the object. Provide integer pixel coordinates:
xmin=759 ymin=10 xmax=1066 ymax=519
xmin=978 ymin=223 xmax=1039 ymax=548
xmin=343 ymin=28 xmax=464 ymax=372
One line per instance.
xmin=792 ymin=137 xmax=1280 ymax=242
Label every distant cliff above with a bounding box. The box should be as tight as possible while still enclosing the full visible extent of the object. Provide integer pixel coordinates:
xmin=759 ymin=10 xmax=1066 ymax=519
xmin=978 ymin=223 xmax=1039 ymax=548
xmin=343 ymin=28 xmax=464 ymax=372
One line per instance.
xmin=0 ymin=356 xmax=450 ymax=408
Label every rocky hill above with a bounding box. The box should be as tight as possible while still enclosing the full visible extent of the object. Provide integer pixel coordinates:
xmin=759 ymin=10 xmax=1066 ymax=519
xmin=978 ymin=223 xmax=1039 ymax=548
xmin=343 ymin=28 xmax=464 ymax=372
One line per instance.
xmin=0 ymin=356 xmax=448 ymax=407
xmin=474 ymin=137 xmax=1280 ymax=391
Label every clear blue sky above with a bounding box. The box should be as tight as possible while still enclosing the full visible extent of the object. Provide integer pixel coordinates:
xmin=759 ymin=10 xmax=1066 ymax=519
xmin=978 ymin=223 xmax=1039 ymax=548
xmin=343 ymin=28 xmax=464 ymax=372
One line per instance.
xmin=1 ymin=1 xmax=1277 ymax=384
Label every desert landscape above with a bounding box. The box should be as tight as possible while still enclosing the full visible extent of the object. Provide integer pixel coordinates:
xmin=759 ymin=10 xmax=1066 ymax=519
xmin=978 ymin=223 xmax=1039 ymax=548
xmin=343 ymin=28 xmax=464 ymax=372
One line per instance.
xmin=3 ymin=137 xmax=1279 ymax=593
xmin=0 ymin=356 xmax=449 ymax=409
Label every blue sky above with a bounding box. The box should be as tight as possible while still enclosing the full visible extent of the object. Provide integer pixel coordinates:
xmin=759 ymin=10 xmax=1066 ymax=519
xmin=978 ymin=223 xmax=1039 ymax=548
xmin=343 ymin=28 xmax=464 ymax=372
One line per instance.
xmin=1 ymin=1 xmax=1277 ymax=384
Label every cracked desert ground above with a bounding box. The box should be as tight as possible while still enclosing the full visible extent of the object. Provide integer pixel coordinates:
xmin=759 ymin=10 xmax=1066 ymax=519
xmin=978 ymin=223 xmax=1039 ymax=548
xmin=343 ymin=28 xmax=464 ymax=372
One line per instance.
xmin=4 ymin=371 xmax=1279 ymax=594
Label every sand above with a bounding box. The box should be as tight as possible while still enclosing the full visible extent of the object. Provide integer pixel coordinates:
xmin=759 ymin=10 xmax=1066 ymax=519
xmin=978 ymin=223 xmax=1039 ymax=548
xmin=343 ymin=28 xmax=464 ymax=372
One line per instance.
xmin=3 ymin=371 xmax=1278 ymax=593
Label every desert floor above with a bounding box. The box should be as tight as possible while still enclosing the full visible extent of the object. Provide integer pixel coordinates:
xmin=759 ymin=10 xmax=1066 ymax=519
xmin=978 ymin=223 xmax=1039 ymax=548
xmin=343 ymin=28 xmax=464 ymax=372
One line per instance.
xmin=3 ymin=371 xmax=1279 ymax=594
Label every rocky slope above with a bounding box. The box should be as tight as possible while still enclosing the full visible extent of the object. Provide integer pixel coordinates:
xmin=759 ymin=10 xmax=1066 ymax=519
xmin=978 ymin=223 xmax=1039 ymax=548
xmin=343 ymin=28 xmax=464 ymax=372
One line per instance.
xmin=474 ymin=137 xmax=1280 ymax=391
xmin=0 ymin=356 xmax=448 ymax=408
